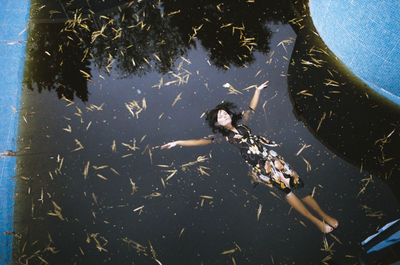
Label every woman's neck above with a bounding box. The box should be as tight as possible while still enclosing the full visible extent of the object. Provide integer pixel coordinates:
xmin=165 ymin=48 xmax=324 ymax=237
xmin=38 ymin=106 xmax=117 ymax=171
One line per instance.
xmin=225 ymin=124 xmax=237 ymax=133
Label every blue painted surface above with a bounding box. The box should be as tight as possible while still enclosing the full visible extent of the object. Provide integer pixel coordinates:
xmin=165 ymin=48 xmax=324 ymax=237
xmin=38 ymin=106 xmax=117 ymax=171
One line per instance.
xmin=362 ymin=219 xmax=400 ymax=253
xmin=0 ymin=0 xmax=30 ymax=263
xmin=309 ymin=0 xmax=400 ymax=105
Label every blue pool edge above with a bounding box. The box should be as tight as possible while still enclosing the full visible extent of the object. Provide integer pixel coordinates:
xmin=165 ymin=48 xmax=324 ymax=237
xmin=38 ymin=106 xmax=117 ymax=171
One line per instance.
xmin=309 ymin=0 xmax=400 ymax=106
xmin=0 ymin=0 xmax=31 ymax=263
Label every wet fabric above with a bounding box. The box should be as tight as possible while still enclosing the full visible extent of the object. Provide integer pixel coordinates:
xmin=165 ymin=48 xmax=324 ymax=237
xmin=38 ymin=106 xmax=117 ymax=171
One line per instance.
xmin=225 ymin=124 xmax=306 ymax=196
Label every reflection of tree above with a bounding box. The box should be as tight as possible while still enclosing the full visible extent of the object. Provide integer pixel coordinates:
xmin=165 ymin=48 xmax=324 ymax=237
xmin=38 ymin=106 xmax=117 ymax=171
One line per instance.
xmin=24 ymin=0 xmax=294 ymax=102
xmin=24 ymin=21 xmax=91 ymax=101
xmin=162 ymin=0 xmax=279 ymax=69
xmin=89 ymin=0 xmax=186 ymax=76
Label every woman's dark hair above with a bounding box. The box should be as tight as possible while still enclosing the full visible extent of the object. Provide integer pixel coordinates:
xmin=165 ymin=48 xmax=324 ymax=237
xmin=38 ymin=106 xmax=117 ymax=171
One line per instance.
xmin=205 ymin=101 xmax=243 ymax=136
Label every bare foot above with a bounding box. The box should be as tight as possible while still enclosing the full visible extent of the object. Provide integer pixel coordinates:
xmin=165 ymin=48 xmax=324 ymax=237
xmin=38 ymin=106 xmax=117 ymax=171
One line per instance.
xmin=317 ymin=221 xmax=333 ymax=234
xmin=323 ymin=216 xmax=339 ymax=229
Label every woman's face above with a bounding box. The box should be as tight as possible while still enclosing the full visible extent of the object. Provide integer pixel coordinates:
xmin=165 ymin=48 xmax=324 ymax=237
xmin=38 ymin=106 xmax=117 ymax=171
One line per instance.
xmin=217 ymin=109 xmax=232 ymax=127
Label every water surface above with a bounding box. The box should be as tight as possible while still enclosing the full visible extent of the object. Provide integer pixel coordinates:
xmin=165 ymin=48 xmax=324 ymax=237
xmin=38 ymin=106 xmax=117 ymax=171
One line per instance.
xmin=13 ymin=1 xmax=400 ymax=264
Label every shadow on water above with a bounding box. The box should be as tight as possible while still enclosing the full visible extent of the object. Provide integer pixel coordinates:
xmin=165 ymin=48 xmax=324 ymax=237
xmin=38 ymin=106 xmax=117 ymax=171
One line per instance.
xmin=13 ymin=0 xmax=400 ymax=264
xmin=287 ymin=4 xmax=400 ymax=199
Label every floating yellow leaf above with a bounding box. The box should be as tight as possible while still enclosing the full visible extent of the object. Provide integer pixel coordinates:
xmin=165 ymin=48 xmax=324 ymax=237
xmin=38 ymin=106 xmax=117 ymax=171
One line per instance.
xmin=172 ymin=92 xmax=182 ymax=107
xmin=221 ymin=249 xmax=236 ymax=255
xmin=257 ymin=204 xmax=262 ymax=221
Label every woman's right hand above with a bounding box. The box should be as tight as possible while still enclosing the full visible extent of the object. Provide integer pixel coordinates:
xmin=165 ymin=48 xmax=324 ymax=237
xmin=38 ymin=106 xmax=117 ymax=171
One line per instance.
xmin=161 ymin=141 xmax=178 ymax=150
xmin=256 ymin=80 xmax=269 ymax=91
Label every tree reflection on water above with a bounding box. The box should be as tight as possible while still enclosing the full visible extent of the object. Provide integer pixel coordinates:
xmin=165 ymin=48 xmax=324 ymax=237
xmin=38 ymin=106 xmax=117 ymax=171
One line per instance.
xmin=24 ymin=0 xmax=294 ymax=102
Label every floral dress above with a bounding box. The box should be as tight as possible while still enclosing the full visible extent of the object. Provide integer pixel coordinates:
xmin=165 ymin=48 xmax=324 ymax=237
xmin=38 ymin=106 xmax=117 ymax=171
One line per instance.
xmin=226 ymin=124 xmax=303 ymax=195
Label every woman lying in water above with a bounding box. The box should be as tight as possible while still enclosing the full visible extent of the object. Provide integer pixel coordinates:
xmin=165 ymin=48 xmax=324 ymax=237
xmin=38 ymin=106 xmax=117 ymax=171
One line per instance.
xmin=161 ymin=81 xmax=338 ymax=233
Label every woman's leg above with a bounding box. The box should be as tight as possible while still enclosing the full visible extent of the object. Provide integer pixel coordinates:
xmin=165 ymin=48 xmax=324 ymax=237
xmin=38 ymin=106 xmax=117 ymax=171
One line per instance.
xmin=285 ymin=192 xmax=333 ymax=233
xmin=302 ymin=195 xmax=338 ymax=228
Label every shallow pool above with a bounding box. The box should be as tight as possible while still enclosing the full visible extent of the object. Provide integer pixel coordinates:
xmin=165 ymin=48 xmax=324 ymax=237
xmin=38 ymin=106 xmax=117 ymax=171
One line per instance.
xmin=13 ymin=0 xmax=400 ymax=264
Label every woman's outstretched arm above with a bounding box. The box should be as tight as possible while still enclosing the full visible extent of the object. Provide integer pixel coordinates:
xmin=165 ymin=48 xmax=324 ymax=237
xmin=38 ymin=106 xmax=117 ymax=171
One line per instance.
xmin=243 ymin=81 xmax=269 ymax=122
xmin=161 ymin=138 xmax=213 ymax=149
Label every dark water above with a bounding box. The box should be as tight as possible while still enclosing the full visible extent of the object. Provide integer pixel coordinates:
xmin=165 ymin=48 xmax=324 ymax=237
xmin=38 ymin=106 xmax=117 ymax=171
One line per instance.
xmin=13 ymin=0 xmax=400 ymax=264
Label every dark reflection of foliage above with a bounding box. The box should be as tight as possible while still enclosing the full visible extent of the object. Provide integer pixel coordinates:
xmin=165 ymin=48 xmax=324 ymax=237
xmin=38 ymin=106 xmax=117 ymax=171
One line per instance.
xmin=161 ymin=0 xmax=282 ymax=69
xmin=24 ymin=0 xmax=294 ymax=102
xmin=287 ymin=12 xmax=400 ymax=185
xmin=90 ymin=1 xmax=186 ymax=76
xmin=24 ymin=21 xmax=91 ymax=101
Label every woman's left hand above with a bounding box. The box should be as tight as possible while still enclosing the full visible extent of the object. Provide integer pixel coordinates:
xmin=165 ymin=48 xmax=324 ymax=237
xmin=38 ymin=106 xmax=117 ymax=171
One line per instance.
xmin=256 ymin=80 xmax=269 ymax=91
xmin=161 ymin=141 xmax=178 ymax=149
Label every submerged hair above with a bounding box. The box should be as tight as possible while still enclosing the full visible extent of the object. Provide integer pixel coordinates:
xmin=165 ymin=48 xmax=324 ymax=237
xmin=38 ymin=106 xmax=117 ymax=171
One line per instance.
xmin=205 ymin=101 xmax=243 ymax=136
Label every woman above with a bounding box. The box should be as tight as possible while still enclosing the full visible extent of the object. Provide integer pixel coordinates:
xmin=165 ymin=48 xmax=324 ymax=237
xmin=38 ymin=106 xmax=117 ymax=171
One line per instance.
xmin=161 ymin=81 xmax=338 ymax=233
